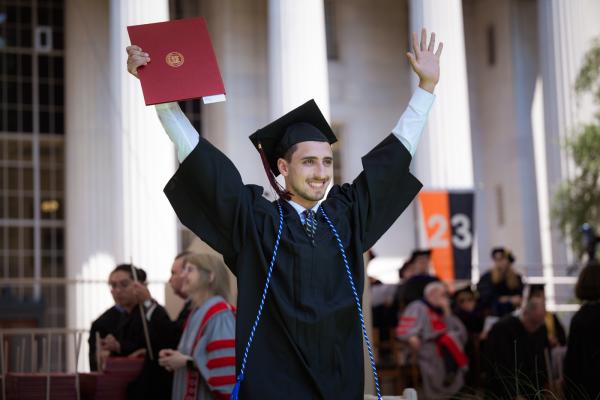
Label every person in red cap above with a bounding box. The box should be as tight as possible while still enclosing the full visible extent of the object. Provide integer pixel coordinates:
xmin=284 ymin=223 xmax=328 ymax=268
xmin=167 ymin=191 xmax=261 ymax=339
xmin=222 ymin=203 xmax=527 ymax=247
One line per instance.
xmin=127 ymin=28 xmax=442 ymax=400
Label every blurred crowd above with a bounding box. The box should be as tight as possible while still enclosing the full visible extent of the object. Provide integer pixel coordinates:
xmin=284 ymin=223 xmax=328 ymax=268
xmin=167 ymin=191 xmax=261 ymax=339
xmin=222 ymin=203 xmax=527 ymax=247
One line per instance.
xmin=370 ymin=247 xmax=600 ymax=400
xmin=87 ymin=246 xmax=600 ymax=400
xmin=89 ymin=252 xmax=235 ymax=400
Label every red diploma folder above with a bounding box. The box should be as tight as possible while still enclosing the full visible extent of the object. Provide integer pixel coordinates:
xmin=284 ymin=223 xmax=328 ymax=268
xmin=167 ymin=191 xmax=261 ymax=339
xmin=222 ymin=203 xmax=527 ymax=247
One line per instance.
xmin=127 ymin=17 xmax=226 ymax=105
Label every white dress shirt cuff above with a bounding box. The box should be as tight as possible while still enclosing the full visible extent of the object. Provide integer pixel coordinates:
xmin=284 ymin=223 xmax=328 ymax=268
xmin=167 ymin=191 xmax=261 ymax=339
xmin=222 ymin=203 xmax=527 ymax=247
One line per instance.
xmin=155 ymin=102 xmax=200 ymax=162
xmin=391 ymin=87 xmax=435 ymax=156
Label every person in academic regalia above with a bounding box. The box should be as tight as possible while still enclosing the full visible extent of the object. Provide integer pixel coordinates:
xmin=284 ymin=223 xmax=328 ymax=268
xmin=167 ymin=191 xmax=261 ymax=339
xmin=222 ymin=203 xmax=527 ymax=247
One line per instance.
xmin=400 ymin=249 xmax=440 ymax=306
xmin=127 ymin=28 xmax=442 ymax=399
xmin=92 ymin=264 xmax=180 ymax=400
xmin=391 ymin=257 xmax=419 ymax=319
xmin=397 ymin=281 xmax=468 ymax=399
xmin=89 ymin=265 xmax=161 ymax=370
xmin=483 ymin=287 xmax=549 ymax=400
xmin=452 ymin=286 xmax=484 ymax=391
xmin=563 ymin=263 xmax=600 ymax=400
xmin=88 ymin=265 xmax=138 ymax=371
xmin=477 ymin=247 xmax=524 ymax=317
xmin=159 ymin=253 xmax=236 ymax=400
xmin=527 ymin=284 xmax=566 ymax=349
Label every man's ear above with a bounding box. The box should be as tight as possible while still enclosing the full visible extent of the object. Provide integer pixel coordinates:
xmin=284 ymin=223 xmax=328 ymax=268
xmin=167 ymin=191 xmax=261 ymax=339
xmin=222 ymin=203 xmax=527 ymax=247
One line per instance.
xmin=277 ymin=158 xmax=289 ymax=177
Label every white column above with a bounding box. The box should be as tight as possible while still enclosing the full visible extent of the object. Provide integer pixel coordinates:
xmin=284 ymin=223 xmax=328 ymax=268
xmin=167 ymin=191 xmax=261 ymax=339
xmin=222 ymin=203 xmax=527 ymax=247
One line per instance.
xmin=65 ymin=0 xmax=176 ymax=341
xmin=109 ymin=0 xmax=177 ymax=296
xmin=268 ymin=0 xmax=331 ymax=120
xmin=408 ymin=0 xmax=474 ymax=189
xmin=200 ymin=0 xmax=271 ymax=188
xmin=537 ymin=0 xmax=600 ymax=273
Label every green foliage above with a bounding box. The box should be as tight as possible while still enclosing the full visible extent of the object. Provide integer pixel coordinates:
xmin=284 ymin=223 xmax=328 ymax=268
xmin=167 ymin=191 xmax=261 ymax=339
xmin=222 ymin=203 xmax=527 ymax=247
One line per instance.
xmin=552 ymin=38 xmax=600 ymax=259
xmin=552 ymin=127 xmax=600 ymax=257
xmin=575 ymin=37 xmax=600 ymax=109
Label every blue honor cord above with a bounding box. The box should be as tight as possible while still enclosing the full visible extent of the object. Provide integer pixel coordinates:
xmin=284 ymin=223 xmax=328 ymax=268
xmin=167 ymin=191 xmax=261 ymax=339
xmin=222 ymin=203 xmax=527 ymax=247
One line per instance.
xmin=231 ymin=204 xmax=382 ymax=400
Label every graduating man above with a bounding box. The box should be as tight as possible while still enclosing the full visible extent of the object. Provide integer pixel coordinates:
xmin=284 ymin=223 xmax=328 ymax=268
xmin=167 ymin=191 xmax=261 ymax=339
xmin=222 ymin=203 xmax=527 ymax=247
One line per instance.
xmin=127 ymin=28 xmax=442 ymax=399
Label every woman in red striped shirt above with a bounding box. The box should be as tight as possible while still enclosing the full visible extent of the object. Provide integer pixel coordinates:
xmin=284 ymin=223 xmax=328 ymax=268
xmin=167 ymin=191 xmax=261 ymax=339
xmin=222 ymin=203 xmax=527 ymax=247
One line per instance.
xmin=159 ymin=254 xmax=236 ymax=400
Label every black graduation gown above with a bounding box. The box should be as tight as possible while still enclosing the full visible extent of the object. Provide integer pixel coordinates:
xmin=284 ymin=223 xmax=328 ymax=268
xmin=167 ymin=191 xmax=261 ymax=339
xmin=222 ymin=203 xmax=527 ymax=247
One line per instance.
xmin=483 ymin=315 xmax=549 ymax=400
xmin=88 ymin=306 xmax=127 ymax=371
xmin=164 ymin=133 xmax=422 ymax=399
xmin=401 ymin=274 xmax=439 ymax=306
xmin=477 ymin=271 xmax=524 ymax=317
xmin=120 ymin=303 xmax=180 ymax=400
xmin=174 ymin=299 xmax=192 ymax=339
xmin=563 ymin=302 xmax=600 ymax=400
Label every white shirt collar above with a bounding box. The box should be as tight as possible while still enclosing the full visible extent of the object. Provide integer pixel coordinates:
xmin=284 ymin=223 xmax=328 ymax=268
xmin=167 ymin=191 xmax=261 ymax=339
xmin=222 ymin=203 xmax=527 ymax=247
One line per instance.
xmin=287 ymin=199 xmax=321 ymax=220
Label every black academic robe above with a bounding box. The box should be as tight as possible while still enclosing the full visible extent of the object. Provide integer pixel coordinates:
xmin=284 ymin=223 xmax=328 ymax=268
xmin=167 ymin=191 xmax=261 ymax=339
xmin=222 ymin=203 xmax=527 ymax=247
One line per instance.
xmin=563 ymin=302 xmax=600 ymax=400
xmin=401 ymin=274 xmax=439 ymax=306
xmin=164 ymin=134 xmax=421 ymax=399
xmin=120 ymin=303 xmax=180 ymax=400
xmin=483 ymin=315 xmax=549 ymax=400
xmin=88 ymin=306 xmax=127 ymax=371
xmin=477 ymin=271 xmax=524 ymax=317
xmin=174 ymin=299 xmax=192 ymax=339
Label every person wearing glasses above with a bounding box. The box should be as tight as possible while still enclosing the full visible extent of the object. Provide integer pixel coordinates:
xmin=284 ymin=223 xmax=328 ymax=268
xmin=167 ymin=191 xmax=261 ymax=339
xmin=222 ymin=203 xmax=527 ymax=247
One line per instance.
xmin=89 ymin=264 xmax=149 ymax=370
xmin=88 ymin=264 xmax=179 ymax=399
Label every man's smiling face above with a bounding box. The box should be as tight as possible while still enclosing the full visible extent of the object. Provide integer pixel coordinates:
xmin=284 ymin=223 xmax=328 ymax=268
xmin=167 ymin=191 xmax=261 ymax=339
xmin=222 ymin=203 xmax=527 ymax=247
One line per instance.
xmin=278 ymin=140 xmax=333 ymax=207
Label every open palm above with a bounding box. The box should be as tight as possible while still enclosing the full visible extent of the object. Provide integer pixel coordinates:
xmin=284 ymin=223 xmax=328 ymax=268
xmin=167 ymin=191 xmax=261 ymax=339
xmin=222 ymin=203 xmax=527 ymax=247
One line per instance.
xmin=407 ymin=28 xmax=442 ymax=91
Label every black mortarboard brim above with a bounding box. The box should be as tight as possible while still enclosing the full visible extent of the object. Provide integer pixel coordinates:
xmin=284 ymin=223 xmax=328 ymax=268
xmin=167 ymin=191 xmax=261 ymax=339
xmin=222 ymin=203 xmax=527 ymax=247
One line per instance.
xmin=249 ymin=99 xmax=337 ymax=178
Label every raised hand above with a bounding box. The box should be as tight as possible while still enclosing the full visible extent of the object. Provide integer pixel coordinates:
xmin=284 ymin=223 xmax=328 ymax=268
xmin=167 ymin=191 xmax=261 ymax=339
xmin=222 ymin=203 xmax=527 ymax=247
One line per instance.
xmin=406 ymin=28 xmax=443 ymax=93
xmin=126 ymin=45 xmax=151 ymax=79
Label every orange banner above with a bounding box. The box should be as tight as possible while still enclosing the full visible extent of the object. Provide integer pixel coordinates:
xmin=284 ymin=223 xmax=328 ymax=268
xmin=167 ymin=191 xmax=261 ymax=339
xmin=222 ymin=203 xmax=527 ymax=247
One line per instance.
xmin=417 ymin=191 xmax=455 ymax=282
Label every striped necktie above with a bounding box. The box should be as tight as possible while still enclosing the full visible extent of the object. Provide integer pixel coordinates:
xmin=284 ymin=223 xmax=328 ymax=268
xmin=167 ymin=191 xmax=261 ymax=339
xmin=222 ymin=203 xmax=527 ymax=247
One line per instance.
xmin=303 ymin=209 xmax=317 ymax=245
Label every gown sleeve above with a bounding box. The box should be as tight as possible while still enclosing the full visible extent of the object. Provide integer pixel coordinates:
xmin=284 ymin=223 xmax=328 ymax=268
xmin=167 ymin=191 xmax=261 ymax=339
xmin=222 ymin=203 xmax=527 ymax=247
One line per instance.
xmin=396 ymin=301 xmax=426 ymax=340
xmin=164 ymin=137 xmax=262 ymax=274
xmin=88 ymin=320 xmax=100 ymax=371
xmin=194 ymin=312 xmax=236 ymax=399
xmin=329 ymin=135 xmax=423 ymax=251
xmin=326 ymin=89 xmax=433 ymax=250
xmin=446 ymin=315 xmax=468 ymax=346
xmin=563 ymin=314 xmax=583 ymax=399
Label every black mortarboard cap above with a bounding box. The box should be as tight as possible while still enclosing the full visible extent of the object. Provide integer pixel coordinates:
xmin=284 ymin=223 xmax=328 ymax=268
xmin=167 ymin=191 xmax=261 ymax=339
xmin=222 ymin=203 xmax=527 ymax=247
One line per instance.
xmin=248 ymin=100 xmax=337 ymax=198
xmin=249 ymin=100 xmax=336 ymax=176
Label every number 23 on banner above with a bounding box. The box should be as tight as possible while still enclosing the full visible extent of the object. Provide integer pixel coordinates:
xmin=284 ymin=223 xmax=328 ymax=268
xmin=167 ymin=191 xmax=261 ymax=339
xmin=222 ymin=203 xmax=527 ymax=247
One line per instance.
xmin=427 ymin=213 xmax=473 ymax=250
xmin=417 ymin=191 xmax=475 ymax=282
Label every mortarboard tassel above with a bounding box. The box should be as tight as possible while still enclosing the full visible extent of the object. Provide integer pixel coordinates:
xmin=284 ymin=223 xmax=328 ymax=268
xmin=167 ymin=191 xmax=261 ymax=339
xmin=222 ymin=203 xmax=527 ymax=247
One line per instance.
xmin=257 ymin=143 xmax=291 ymax=200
